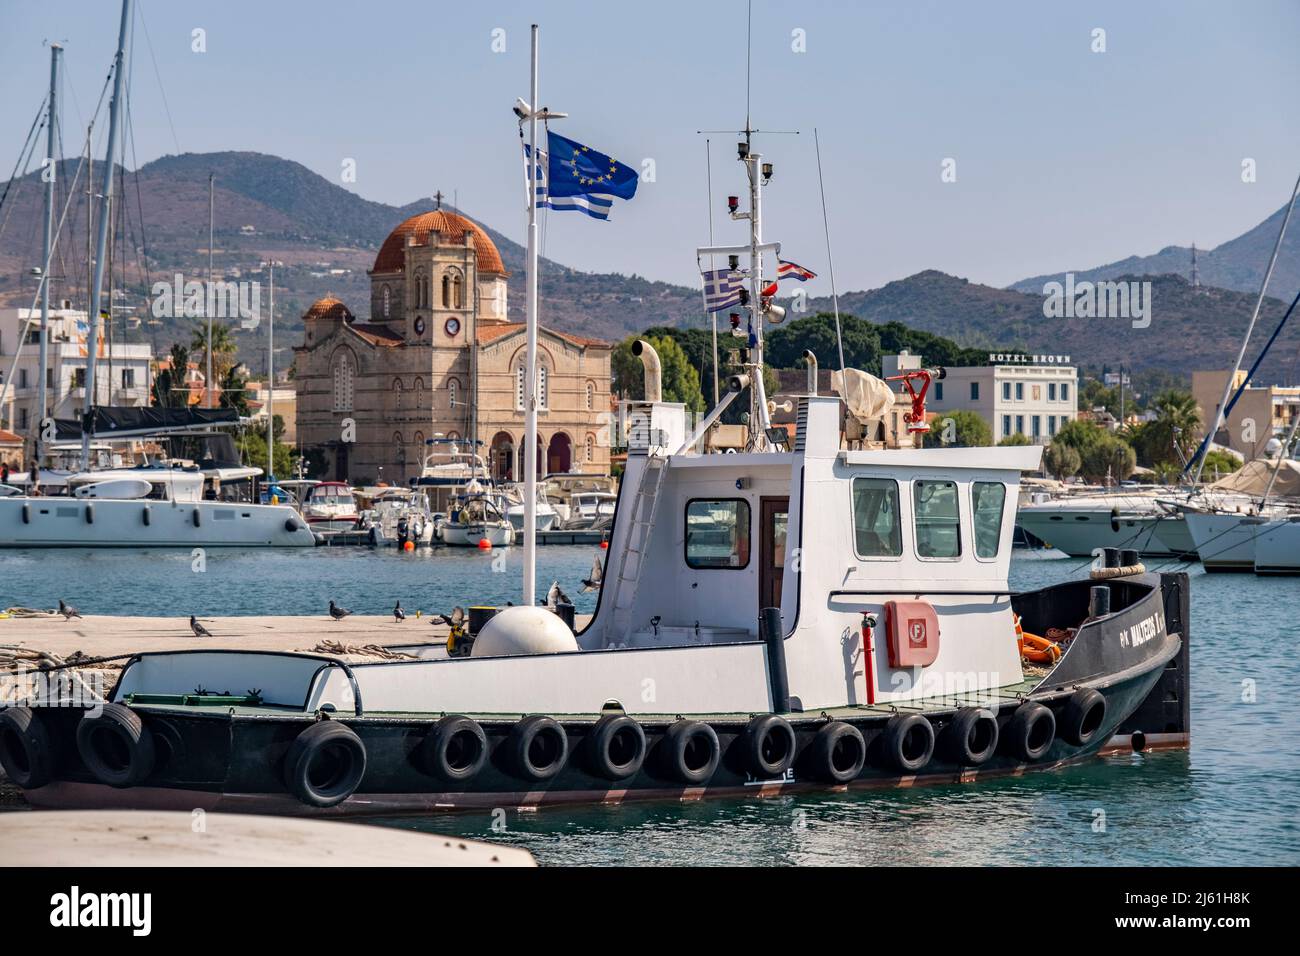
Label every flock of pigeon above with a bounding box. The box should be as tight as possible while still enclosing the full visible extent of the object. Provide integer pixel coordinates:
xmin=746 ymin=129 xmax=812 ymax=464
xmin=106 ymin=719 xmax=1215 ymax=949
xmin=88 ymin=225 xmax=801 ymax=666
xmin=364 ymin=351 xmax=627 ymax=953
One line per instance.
xmin=51 ymin=551 xmax=603 ymax=639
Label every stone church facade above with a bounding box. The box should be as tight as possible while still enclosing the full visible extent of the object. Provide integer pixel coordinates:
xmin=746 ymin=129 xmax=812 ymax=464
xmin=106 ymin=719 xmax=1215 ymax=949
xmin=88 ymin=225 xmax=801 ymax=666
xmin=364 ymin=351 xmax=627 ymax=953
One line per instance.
xmin=293 ymin=208 xmax=612 ymax=484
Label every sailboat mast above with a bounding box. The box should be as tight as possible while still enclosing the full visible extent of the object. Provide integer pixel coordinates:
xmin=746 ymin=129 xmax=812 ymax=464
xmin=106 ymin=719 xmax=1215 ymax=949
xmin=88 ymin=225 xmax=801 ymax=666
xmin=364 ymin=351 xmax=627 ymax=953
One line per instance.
xmin=207 ymin=173 xmax=214 ymax=407
xmin=83 ymin=0 xmax=133 ymax=469
xmin=744 ymin=135 xmax=771 ymax=443
xmin=267 ymin=263 xmax=275 ymax=477
xmin=522 ymin=23 xmax=540 ymax=606
xmin=36 ymin=43 xmax=62 ymax=464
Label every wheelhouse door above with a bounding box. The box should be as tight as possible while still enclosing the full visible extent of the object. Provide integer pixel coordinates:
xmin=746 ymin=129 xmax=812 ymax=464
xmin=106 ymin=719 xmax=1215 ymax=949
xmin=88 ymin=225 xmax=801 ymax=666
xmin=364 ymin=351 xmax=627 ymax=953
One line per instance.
xmin=759 ymin=496 xmax=789 ymax=614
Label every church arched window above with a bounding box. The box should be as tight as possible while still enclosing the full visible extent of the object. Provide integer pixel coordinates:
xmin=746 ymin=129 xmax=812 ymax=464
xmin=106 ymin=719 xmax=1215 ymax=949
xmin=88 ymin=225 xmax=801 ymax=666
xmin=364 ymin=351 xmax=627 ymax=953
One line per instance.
xmin=382 ymin=285 xmax=391 ymax=318
xmin=449 ymin=378 xmax=459 ymax=409
xmin=586 ymin=380 xmax=595 ymax=411
xmin=537 ymin=365 xmax=548 ymax=410
xmin=441 ymin=274 xmax=451 ymax=308
xmin=393 ymin=377 xmax=404 ymax=411
xmin=453 ymin=273 xmax=464 ymax=309
xmin=586 ymin=433 xmax=596 ymax=463
xmin=332 ymin=352 xmax=354 ymax=412
xmin=515 ymin=366 xmax=525 ymax=411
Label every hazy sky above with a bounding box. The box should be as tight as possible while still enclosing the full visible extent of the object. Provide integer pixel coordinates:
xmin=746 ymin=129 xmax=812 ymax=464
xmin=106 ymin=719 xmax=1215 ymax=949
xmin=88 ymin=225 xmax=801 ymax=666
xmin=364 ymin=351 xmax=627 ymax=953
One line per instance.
xmin=3 ymin=0 xmax=1298 ymax=295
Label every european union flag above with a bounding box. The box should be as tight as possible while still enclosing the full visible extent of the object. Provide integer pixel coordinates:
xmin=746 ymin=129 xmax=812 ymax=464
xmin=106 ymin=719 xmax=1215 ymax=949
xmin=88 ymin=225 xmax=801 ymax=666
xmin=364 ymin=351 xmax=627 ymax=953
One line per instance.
xmin=525 ymin=130 xmax=639 ymax=220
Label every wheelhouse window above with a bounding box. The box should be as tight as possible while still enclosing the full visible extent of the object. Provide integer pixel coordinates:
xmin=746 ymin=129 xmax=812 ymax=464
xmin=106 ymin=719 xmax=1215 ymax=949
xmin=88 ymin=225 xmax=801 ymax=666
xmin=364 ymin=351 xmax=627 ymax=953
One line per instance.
xmin=685 ymin=498 xmax=750 ymax=569
xmin=972 ymin=481 xmax=1006 ymax=559
xmin=913 ymin=479 xmax=961 ymax=559
xmin=851 ymin=477 xmax=902 ymax=558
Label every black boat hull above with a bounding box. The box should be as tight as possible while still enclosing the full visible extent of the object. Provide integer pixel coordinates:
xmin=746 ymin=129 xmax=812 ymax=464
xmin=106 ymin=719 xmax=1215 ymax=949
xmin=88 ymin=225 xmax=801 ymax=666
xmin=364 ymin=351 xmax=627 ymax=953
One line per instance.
xmin=15 ymin=573 xmax=1190 ymax=816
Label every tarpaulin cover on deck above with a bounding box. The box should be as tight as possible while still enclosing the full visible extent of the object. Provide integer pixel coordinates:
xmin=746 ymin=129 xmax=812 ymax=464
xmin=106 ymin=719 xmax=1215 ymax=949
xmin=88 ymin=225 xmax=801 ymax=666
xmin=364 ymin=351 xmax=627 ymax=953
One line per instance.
xmin=54 ymin=406 xmax=239 ymax=440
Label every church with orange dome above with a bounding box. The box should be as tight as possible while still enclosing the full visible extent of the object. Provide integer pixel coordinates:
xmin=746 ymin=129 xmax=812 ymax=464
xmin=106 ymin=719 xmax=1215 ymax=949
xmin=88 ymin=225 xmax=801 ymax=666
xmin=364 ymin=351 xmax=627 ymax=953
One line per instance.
xmin=293 ymin=206 xmax=612 ymax=485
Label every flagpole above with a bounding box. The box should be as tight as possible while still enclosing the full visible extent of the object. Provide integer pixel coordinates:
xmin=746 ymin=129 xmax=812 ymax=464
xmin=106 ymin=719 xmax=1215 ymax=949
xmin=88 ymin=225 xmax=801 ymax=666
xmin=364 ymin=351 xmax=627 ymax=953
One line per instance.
xmin=523 ymin=23 xmax=540 ymax=606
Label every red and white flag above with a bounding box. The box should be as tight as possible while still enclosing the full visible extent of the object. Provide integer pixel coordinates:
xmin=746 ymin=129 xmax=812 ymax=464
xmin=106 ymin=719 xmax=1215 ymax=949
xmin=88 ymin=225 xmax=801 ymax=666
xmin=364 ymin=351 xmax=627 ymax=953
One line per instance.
xmin=776 ymin=259 xmax=817 ymax=282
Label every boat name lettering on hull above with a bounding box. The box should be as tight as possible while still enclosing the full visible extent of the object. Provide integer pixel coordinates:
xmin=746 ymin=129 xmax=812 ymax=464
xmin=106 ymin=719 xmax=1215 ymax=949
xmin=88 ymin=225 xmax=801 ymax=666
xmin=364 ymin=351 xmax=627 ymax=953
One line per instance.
xmin=1119 ymin=610 xmax=1164 ymax=649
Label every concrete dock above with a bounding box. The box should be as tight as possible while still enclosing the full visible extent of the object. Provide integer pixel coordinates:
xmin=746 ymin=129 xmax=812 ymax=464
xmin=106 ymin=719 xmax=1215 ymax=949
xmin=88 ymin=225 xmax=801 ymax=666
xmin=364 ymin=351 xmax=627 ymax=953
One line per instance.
xmin=0 ymin=811 xmax=536 ymax=866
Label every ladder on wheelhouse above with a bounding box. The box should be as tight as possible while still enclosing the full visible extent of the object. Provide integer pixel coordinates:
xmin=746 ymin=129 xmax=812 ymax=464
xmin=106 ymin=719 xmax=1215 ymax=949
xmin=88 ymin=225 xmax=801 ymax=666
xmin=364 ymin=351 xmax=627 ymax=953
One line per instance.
xmin=607 ymin=455 xmax=668 ymax=643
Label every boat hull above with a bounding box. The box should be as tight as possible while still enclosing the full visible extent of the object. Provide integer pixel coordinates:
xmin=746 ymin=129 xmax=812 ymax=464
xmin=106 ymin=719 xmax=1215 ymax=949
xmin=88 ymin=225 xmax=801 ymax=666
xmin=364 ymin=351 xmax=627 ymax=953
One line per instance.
xmin=14 ymin=574 xmax=1188 ymax=816
xmin=1254 ymin=518 xmax=1300 ymax=574
xmin=442 ymin=523 xmax=514 ymax=547
xmin=1015 ymin=509 xmax=1186 ymax=558
xmin=0 ymin=497 xmax=315 ymax=548
xmin=1184 ymin=510 xmax=1262 ymax=572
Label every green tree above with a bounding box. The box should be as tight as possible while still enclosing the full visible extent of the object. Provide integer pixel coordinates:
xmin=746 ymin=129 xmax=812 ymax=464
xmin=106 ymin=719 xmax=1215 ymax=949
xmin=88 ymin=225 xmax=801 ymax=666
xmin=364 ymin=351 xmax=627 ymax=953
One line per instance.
xmin=765 ymin=313 xmax=881 ymax=371
xmin=152 ymin=343 xmax=190 ymax=408
xmin=1053 ymin=418 xmax=1107 ymax=455
xmin=922 ymin=409 xmax=992 ymax=448
xmin=237 ymin=416 xmax=295 ymax=478
xmin=219 ymin=364 xmax=250 ymax=417
xmin=1132 ymin=389 xmax=1201 ymax=467
xmin=611 ymin=334 xmax=705 ymax=413
xmin=1199 ymin=449 xmax=1242 ymax=480
xmin=998 ymin=432 xmax=1031 ymax=446
xmin=1043 ymin=442 xmax=1081 ymax=480
xmin=1080 ymin=434 xmax=1136 ymax=483
xmin=190 ymin=321 xmax=239 ymax=389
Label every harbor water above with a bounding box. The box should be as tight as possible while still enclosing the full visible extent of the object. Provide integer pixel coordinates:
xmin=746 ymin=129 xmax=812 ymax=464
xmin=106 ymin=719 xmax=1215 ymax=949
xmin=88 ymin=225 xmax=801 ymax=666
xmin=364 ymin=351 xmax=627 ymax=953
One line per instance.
xmin=1 ymin=546 xmax=1296 ymax=866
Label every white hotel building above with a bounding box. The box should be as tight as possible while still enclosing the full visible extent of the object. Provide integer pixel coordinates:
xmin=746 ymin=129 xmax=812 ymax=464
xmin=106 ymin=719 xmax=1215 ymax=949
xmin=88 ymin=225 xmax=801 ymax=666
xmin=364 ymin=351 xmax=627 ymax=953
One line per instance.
xmin=0 ymin=306 xmax=153 ymax=436
xmin=883 ymin=351 xmax=1078 ymax=444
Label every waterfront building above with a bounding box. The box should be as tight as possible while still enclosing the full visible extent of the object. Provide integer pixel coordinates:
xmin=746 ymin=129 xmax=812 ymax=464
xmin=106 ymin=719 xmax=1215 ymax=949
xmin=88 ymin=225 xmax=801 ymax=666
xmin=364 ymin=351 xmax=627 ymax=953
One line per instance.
xmin=293 ymin=207 xmax=613 ymax=484
xmin=1192 ymin=369 xmax=1300 ymax=461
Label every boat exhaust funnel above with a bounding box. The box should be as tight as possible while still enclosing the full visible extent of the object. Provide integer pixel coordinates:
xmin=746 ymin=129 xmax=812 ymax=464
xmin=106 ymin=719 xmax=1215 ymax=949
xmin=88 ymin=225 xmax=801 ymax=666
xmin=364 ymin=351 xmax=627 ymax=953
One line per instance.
xmin=632 ymin=339 xmax=662 ymax=403
xmin=803 ymin=350 xmax=818 ymax=395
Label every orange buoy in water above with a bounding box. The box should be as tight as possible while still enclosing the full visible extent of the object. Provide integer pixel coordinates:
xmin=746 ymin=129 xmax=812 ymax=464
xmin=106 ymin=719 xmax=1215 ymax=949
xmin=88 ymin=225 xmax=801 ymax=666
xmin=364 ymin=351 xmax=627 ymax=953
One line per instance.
xmin=403 ymin=540 xmax=415 ymax=552
xmin=477 ymin=538 xmax=492 ymax=550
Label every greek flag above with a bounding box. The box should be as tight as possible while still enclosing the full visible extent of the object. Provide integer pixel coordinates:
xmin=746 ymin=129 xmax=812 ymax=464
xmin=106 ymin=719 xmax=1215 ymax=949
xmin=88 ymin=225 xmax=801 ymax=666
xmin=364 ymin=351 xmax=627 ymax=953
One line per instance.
xmin=524 ymin=130 xmax=639 ymax=221
xmin=701 ymin=268 xmax=744 ymax=313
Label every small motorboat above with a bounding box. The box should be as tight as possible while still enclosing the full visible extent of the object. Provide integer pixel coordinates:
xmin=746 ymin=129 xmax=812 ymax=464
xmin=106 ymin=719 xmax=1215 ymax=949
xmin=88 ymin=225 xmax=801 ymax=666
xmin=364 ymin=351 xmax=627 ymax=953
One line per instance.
xmin=441 ymin=487 xmax=515 ymax=547
xmin=364 ymin=489 xmax=436 ymax=547
xmin=300 ymin=481 xmax=360 ymax=533
xmin=503 ymin=483 xmax=560 ymax=532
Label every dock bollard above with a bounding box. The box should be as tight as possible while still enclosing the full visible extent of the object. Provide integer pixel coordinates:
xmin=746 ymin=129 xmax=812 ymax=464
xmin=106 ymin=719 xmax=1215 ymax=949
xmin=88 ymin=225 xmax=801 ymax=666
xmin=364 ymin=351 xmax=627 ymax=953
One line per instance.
xmin=1089 ymin=585 xmax=1112 ymax=618
xmin=1119 ymin=548 xmax=1140 ymax=568
xmin=552 ymin=602 xmax=576 ymax=632
xmin=1102 ymin=547 xmax=1120 ymax=569
xmin=760 ymin=607 xmax=790 ymax=714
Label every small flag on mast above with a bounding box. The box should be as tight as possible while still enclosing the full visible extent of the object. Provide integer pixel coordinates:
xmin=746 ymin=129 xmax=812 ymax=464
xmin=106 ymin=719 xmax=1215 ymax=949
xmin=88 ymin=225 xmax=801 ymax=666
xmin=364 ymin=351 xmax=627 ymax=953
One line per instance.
xmin=524 ymin=130 xmax=639 ymax=221
xmin=701 ymin=268 xmax=744 ymax=313
xmin=776 ymin=259 xmax=818 ymax=282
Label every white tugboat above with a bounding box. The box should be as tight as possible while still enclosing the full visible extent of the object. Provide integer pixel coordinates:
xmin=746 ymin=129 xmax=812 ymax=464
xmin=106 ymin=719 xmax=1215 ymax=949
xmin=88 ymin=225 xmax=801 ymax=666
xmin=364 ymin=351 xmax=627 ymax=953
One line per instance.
xmin=0 ymin=28 xmax=1189 ymax=815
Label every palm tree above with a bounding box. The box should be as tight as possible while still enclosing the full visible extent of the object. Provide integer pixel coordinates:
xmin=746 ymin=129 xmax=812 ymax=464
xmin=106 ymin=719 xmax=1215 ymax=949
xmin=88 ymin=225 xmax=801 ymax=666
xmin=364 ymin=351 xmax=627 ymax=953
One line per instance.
xmin=1137 ymin=390 xmax=1201 ymax=467
xmin=190 ymin=321 xmax=239 ymax=397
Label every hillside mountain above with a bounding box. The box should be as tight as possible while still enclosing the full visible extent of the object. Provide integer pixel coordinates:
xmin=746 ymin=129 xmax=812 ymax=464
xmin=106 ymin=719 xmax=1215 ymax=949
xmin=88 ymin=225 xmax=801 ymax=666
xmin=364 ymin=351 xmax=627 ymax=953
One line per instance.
xmin=805 ymin=271 xmax=1298 ymax=382
xmin=1 ymin=151 xmax=1295 ymax=383
xmin=0 ymin=151 xmax=700 ymax=365
xmin=1010 ymin=201 xmax=1300 ymax=301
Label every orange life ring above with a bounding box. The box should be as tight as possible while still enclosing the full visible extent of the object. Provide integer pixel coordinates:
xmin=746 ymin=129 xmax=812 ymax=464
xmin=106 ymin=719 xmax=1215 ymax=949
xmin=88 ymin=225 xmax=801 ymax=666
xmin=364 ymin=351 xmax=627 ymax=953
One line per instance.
xmin=1014 ymin=614 xmax=1061 ymax=664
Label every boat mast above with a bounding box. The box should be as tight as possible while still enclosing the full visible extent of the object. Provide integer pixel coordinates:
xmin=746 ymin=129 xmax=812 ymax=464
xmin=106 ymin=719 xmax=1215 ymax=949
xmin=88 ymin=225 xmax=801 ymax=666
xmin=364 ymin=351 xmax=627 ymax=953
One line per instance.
xmin=267 ymin=262 xmax=274 ymax=478
xmin=82 ymin=0 xmax=133 ymax=470
xmin=207 ymin=172 xmax=214 ymax=407
xmin=36 ymin=42 xmax=63 ymax=465
xmin=522 ymin=23 xmax=540 ymax=605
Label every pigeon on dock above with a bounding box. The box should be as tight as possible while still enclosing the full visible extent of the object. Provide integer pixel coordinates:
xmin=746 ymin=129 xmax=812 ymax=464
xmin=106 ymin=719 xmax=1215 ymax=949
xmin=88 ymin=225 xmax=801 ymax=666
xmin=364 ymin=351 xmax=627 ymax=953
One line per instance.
xmin=581 ymin=553 xmax=604 ymax=593
xmin=190 ymin=616 xmax=213 ymax=638
xmin=329 ymin=600 xmax=352 ymax=621
xmin=58 ymin=599 xmax=82 ymax=621
xmin=394 ymin=601 xmax=406 ymax=622
xmin=545 ymin=581 xmax=572 ymax=608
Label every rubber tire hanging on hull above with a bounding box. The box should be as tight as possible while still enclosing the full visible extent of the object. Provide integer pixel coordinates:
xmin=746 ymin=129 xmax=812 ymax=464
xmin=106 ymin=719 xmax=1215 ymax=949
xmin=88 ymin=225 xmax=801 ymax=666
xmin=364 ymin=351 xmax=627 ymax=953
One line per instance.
xmin=943 ymin=707 xmax=1000 ymax=767
xmin=586 ymin=714 xmax=646 ymax=781
xmin=662 ymin=719 xmax=720 ymax=785
xmin=1060 ymin=688 xmax=1107 ymax=747
xmin=743 ymin=714 xmax=797 ymax=777
xmin=421 ymin=715 xmax=488 ymax=783
xmin=0 ymin=706 xmax=58 ymax=789
xmin=508 ymin=715 xmax=568 ymax=782
xmin=1006 ymin=702 xmax=1056 ymax=762
xmin=76 ymin=702 xmax=155 ymax=788
xmin=882 ymin=714 xmax=935 ymax=773
xmin=807 ymin=720 xmax=866 ymax=784
xmin=283 ymin=720 xmax=367 ymax=808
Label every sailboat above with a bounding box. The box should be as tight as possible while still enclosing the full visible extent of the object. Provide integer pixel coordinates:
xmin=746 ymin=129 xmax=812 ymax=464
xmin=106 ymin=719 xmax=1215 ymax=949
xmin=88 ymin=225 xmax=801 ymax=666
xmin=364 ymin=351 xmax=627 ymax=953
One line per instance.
xmin=0 ymin=25 xmax=1189 ymax=815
